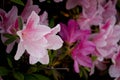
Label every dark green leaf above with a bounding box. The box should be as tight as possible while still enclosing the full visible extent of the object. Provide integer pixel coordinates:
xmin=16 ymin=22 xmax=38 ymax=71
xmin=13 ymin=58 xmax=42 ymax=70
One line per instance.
xmin=13 ymin=72 xmax=24 ymax=80
xmin=3 ymin=33 xmax=14 ymax=38
xmin=4 ymin=37 xmax=16 ymax=45
xmin=32 ymin=74 xmax=50 ymax=80
xmin=7 ymin=57 xmax=13 ymax=68
xmin=0 ymin=67 xmax=9 ymax=76
xmin=18 ymin=16 xmax=23 ymax=30
xmin=11 ymin=0 xmax=24 ymax=6
xmin=49 ymin=18 xmax=55 ymax=28
xmin=24 ymin=74 xmax=50 ymax=80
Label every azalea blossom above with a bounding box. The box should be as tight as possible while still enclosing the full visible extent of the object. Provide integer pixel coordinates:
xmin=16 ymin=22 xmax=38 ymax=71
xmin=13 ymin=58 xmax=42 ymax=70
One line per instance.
xmin=0 ymin=6 xmax=18 ymax=33
xmin=72 ymin=39 xmax=95 ymax=73
xmin=99 ymin=0 xmax=117 ymax=22
xmin=0 ymin=6 xmax=18 ymax=53
xmin=14 ymin=11 xmax=63 ymax=64
xmin=59 ymin=19 xmax=90 ymax=44
xmin=93 ymin=16 xmax=120 ymax=61
xmin=77 ymin=0 xmax=103 ymax=30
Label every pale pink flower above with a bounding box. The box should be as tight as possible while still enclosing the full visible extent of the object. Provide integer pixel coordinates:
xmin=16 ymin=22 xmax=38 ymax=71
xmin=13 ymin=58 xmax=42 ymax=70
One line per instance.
xmin=109 ymin=51 xmax=120 ymax=80
xmin=77 ymin=0 xmax=103 ymax=30
xmin=100 ymin=0 xmax=117 ymax=22
xmin=93 ymin=16 xmax=120 ymax=60
xmin=21 ymin=0 xmax=41 ymax=22
xmin=72 ymin=40 xmax=95 ymax=73
xmin=14 ymin=11 xmax=63 ymax=64
xmin=66 ymin=0 xmax=89 ymax=10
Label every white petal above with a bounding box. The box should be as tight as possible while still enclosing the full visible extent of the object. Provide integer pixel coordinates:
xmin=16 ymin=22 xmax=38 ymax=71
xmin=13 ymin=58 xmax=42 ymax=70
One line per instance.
xmin=39 ymin=54 xmax=49 ymax=64
xmin=46 ymin=35 xmax=63 ymax=50
xmin=14 ymin=42 xmax=25 ymax=60
xmin=109 ymin=65 xmax=120 ymax=78
xmin=29 ymin=55 xmax=39 ymax=64
xmin=25 ymin=38 xmax=48 ymax=58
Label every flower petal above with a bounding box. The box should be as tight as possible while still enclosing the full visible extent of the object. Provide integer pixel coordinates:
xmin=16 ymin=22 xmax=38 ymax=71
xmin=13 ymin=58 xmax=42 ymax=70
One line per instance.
xmin=14 ymin=42 xmax=25 ymax=60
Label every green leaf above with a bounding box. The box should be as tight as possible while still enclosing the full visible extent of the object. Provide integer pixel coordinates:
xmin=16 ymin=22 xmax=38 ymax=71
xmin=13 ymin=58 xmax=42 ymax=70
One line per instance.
xmin=32 ymin=74 xmax=50 ymax=80
xmin=18 ymin=16 xmax=23 ymax=30
xmin=3 ymin=33 xmax=14 ymax=38
xmin=24 ymin=74 xmax=50 ymax=80
xmin=0 ymin=67 xmax=9 ymax=76
xmin=7 ymin=57 xmax=13 ymax=68
xmin=11 ymin=0 xmax=24 ymax=6
xmin=49 ymin=18 xmax=55 ymax=28
xmin=13 ymin=72 xmax=24 ymax=80
xmin=27 ymin=67 xmax=37 ymax=73
xmin=4 ymin=37 xmax=16 ymax=45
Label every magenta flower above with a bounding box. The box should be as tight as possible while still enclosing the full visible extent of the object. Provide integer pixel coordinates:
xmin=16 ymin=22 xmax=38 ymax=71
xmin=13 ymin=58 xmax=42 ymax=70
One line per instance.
xmin=14 ymin=11 xmax=63 ymax=64
xmin=59 ymin=19 xmax=90 ymax=44
xmin=66 ymin=0 xmax=89 ymax=10
xmin=0 ymin=6 xmax=18 ymax=53
xmin=72 ymin=40 xmax=95 ymax=73
xmin=0 ymin=6 xmax=18 ymax=33
xmin=21 ymin=0 xmax=41 ymax=22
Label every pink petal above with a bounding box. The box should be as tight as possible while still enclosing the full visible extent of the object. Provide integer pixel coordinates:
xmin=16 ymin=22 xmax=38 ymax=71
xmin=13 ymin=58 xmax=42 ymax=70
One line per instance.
xmin=5 ymin=6 xmax=18 ymax=28
xmin=39 ymin=11 xmax=48 ymax=25
xmin=26 ymin=11 xmax=40 ymax=29
xmin=74 ymin=60 xmax=80 ymax=73
xmin=6 ymin=41 xmax=16 ymax=53
xmin=51 ymin=24 xmax=61 ymax=35
xmin=14 ymin=42 xmax=25 ymax=60
xmin=24 ymin=38 xmax=48 ymax=58
xmin=46 ymin=35 xmax=63 ymax=50
xmin=29 ymin=55 xmax=39 ymax=64
xmin=109 ymin=65 xmax=120 ymax=78
xmin=21 ymin=0 xmax=40 ymax=22
xmin=66 ymin=0 xmax=79 ymax=9
xmin=39 ymin=54 xmax=49 ymax=64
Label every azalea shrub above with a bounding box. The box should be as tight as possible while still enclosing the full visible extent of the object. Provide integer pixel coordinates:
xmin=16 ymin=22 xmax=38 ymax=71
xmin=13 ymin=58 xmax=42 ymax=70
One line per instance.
xmin=0 ymin=0 xmax=120 ymax=80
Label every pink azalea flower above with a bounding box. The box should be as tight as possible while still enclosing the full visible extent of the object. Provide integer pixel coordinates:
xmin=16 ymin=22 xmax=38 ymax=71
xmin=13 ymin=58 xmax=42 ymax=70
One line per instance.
xmin=59 ymin=19 xmax=90 ymax=44
xmin=14 ymin=11 xmax=63 ymax=64
xmin=77 ymin=0 xmax=103 ymax=30
xmin=21 ymin=0 xmax=41 ymax=22
xmin=0 ymin=6 xmax=18 ymax=53
xmin=93 ymin=16 xmax=120 ymax=60
xmin=100 ymin=0 xmax=117 ymax=22
xmin=72 ymin=39 xmax=95 ymax=73
xmin=66 ymin=0 xmax=89 ymax=10
xmin=0 ymin=6 xmax=18 ymax=33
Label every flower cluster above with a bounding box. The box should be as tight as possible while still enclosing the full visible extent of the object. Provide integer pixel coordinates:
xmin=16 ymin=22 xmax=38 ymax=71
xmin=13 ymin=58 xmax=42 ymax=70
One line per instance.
xmin=0 ymin=0 xmax=120 ymax=80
